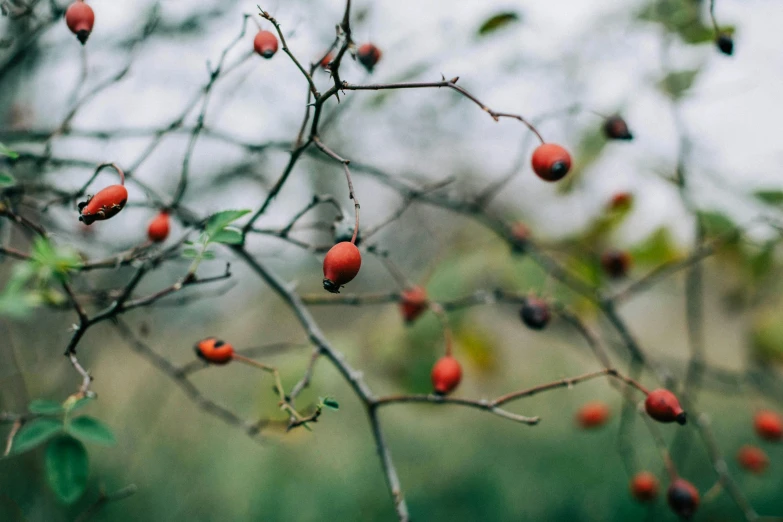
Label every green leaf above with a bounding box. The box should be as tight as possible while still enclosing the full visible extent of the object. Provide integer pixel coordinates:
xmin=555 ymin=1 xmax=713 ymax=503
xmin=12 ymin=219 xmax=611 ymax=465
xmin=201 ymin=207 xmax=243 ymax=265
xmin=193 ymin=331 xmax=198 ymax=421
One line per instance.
xmin=0 ymin=171 xmax=15 ymax=186
xmin=477 ymin=12 xmax=521 ymax=36
xmin=10 ymin=418 xmax=63 ymax=454
xmin=754 ymin=190 xmax=783 ymax=206
xmin=63 ymin=395 xmax=94 ymax=413
xmin=28 ymin=400 xmax=64 ymax=415
xmin=698 ymin=210 xmax=736 ymax=239
xmin=45 ymin=435 xmax=88 ymax=504
xmin=659 ymin=69 xmax=700 ymax=100
xmin=201 ymin=250 xmax=216 ymax=260
xmin=181 ymin=248 xmax=200 ymax=259
xmin=0 ymin=142 xmax=19 ymax=160
xmin=205 ymin=210 xmax=250 ymax=238
xmin=209 ymin=227 xmax=243 ymax=245
xmin=67 ymin=416 xmax=116 ymax=446
xmin=630 ymin=227 xmax=681 ymax=266
xmin=321 ymin=397 xmax=340 ymax=411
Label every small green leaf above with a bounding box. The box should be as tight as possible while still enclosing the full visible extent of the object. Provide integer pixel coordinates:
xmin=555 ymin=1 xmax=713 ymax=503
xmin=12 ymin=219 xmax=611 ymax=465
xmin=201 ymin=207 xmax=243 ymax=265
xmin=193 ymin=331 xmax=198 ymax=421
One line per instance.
xmin=67 ymin=416 xmax=116 ymax=446
xmin=181 ymin=248 xmax=200 ymax=259
xmin=0 ymin=171 xmax=15 ymax=186
xmin=10 ymin=418 xmax=63 ymax=454
xmin=205 ymin=209 xmax=251 ymax=238
xmin=754 ymin=190 xmax=783 ymax=206
xmin=698 ymin=210 xmax=736 ymax=238
xmin=477 ymin=12 xmax=521 ymax=36
xmin=0 ymin=142 xmax=19 ymax=160
xmin=28 ymin=400 xmax=64 ymax=415
xmin=201 ymin=250 xmax=216 ymax=260
xmin=321 ymin=397 xmax=339 ymax=410
xmin=45 ymin=435 xmax=88 ymax=504
xmin=659 ymin=69 xmax=700 ymax=100
xmin=63 ymin=395 xmax=94 ymax=413
xmin=209 ymin=227 xmax=243 ymax=245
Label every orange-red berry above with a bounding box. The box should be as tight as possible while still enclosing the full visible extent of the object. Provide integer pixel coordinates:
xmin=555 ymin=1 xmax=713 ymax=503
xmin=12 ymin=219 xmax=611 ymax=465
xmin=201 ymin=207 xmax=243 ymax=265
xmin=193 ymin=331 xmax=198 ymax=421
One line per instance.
xmin=147 ymin=211 xmax=170 ymax=243
xmin=194 ymin=337 xmax=234 ymax=365
xmin=630 ymin=471 xmax=659 ymax=503
xmin=576 ymin=401 xmax=611 ymax=429
xmin=737 ymin=445 xmax=768 ymax=474
xmin=531 ymin=143 xmax=571 ymax=182
xmin=520 ymin=297 xmax=550 ymax=330
xmin=603 ymin=115 xmax=633 ymax=140
xmin=645 ymin=389 xmax=686 ymax=425
xmin=608 ymin=192 xmax=633 ymax=212
xmin=323 ymin=241 xmax=361 ymax=293
xmin=601 ymin=249 xmax=632 ymax=279
xmin=320 ymin=52 xmax=333 ymax=70
xmin=667 ymin=478 xmax=699 ymax=519
xmin=254 ymin=30 xmax=278 ymax=58
xmin=754 ymin=410 xmax=783 ymax=441
xmin=357 ymin=43 xmax=382 ymax=72
xmin=65 ymin=1 xmax=94 ymax=45
xmin=400 ymin=286 xmax=428 ymax=324
xmin=78 ymin=185 xmax=128 ymax=225
xmin=431 ymin=356 xmax=462 ymax=395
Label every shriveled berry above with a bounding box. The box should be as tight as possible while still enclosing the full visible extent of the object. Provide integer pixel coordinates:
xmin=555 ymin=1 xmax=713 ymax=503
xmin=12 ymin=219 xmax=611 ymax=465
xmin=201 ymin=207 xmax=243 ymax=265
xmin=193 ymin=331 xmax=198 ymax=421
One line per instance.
xmin=601 ymin=249 xmax=632 ymax=279
xmin=603 ymin=115 xmax=633 ymax=140
xmin=754 ymin=410 xmax=783 ymax=441
xmin=194 ymin=337 xmax=234 ymax=365
xmin=630 ymin=471 xmax=659 ymax=502
xmin=737 ymin=445 xmax=768 ymax=474
xmin=323 ymin=241 xmax=361 ymax=293
xmin=400 ymin=286 xmax=428 ymax=324
xmin=78 ymin=185 xmax=128 ymax=225
xmin=147 ymin=211 xmax=170 ymax=243
xmin=716 ymin=34 xmax=734 ymax=56
xmin=65 ymin=1 xmax=95 ymax=45
xmin=576 ymin=401 xmax=611 ymax=429
xmin=254 ymin=30 xmax=278 ymax=58
xmin=519 ymin=297 xmax=550 ymax=330
xmin=645 ymin=389 xmax=686 ymax=425
xmin=667 ymin=478 xmax=699 ymax=519
xmin=431 ymin=356 xmax=462 ymax=395
xmin=531 ymin=143 xmax=572 ymax=182
xmin=357 ymin=43 xmax=382 ymax=72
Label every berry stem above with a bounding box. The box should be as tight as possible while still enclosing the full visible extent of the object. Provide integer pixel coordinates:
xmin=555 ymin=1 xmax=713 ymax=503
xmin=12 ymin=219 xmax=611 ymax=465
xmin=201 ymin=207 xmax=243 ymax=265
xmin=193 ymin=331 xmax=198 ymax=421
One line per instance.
xmin=429 ymin=302 xmax=453 ymax=357
xmin=232 ymin=353 xmax=308 ymax=424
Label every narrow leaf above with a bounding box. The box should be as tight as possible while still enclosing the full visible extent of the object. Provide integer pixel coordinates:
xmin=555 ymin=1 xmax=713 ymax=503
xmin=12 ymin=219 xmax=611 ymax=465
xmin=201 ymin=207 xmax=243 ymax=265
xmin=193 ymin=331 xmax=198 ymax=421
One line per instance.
xmin=754 ymin=190 xmax=783 ymax=206
xmin=205 ymin=209 xmax=250 ymax=238
xmin=0 ymin=171 xmax=15 ymax=186
xmin=0 ymin=142 xmax=19 ymax=160
xmin=45 ymin=435 xmax=88 ymax=504
xmin=322 ymin=398 xmax=340 ymax=411
xmin=477 ymin=12 xmax=520 ymax=36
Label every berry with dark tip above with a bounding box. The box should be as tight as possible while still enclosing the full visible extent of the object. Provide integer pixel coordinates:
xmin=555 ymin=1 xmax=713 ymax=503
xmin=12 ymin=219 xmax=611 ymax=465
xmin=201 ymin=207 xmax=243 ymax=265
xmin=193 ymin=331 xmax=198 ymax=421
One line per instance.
xmin=510 ymin=222 xmax=531 ymax=252
xmin=603 ymin=115 xmax=633 ymax=140
xmin=78 ymin=185 xmax=128 ymax=225
xmin=716 ymin=34 xmax=734 ymax=56
xmin=531 ymin=143 xmax=572 ymax=182
xmin=357 ymin=43 xmax=382 ymax=72
xmin=65 ymin=1 xmax=95 ymax=45
xmin=601 ymin=249 xmax=632 ymax=279
xmin=645 ymin=389 xmax=686 ymax=425
xmin=519 ymin=297 xmax=550 ymax=330
xmin=323 ymin=241 xmax=361 ymax=293
xmin=431 ymin=356 xmax=462 ymax=395
xmin=667 ymin=478 xmax=699 ymax=519
xmin=194 ymin=337 xmax=234 ymax=365
xmin=254 ymin=30 xmax=278 ymax=58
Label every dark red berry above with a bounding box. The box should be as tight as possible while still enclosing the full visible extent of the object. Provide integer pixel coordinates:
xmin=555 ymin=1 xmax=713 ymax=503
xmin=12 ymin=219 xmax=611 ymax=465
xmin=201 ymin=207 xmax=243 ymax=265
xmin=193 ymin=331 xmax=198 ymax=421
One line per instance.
xmin=576 ymin=401 xmax=611 ymax=429
xmin=147 ymin=211 xmax=170 ymax=243
xmin=510 ymin=222 xmax=531 ymax=252
xmin=737 ymin=445 xmax=768 ymax=474
xmin=519 ymin=297 xmax=550 ymax=330
xmin=400 ymin=286 xmax=428 ymax=324
xmin=65 ymin=1 xmax=95 ymax=45
xmin=601 ymin=249 xmax=632 ymax=279
xmin=323 ymin=242 xmax=361 ymax=293
xmin=320 ymin=52 xmax=333 ymax=70
xmin=645 ymin=389 xmax=686 ymax=425
xmin=194 ymin=337 xmax=234 ymax=365
xmin=667 ymin=478 xmax=699 ymax=519
xmin=531 ymin=143 xmax=572 ymax=182
xmin=78 ymin=185 xmax=128 ymax=225
xmin=357 ymin=43 xmax=382 ymax=72
xmin=754 ymin=410 xmax=783 ymax=441
xmin=603 ymin=115 xmax=633 ymax=140
xmin=630 ymin=471 xmax=659 ymax=502
xmin=607 ymin=192 xmax=633 ymax=212
xmin=716 ymin=34 xmax=734 ymax=56
xmin=254 ymin=30 xmax=278 ymax=58
xmin=431 ymin=356 xmax=462 ymax=395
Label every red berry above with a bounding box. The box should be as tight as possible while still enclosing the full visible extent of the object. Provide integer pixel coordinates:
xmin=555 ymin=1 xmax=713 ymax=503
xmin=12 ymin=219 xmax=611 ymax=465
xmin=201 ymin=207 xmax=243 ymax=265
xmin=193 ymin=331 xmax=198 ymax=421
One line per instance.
xmin=576 ymin=401 xmax=611 ymax=429
xmin=510 ymin=222 xmax=531 ymax=252
xmin=322 ymin=241 xmax=361 ymax=293
xmin=254 ymin=30 xmax=278 ymax=58
xmin=78 ymin=185 xmax=128 ymax=225
xmin=400 ymin=286 xmax=428 ymax=324
xmin=608 ymin=192 xmax=633 ymax=212
xmin=754 ymin=410 xmax=783 ymax=441
xmin=531 ymin=143 xmax=572 ymax=182
xmin=194 ymin=337 xmax=234 ymax=365
xmin=601 ymin=249 xmax=632 ymax=279
xmin=357 ymin=43 xmax=382 ymax=72
xmin=147 ymin=211 xmax=170 ymax=243
xmin=520 ymin=297 xmax=550 ymax=330
xmin=65 ymin=1 xmax=94 ymax=45
xmin=645 ymin=389 xmax=686 ymax=425
xmin=603 ymin=115 xmax=633 ymax=140
xmin=630 ymin=471 xmax=659 ymax=502
xmin=320 ymin=52 xmax=333 ymax=70
xmin=431 ymin=356 xmax=462 ymax=395
xmin=737 ymin=445 xmax=768 ymax=474
xmin=667 ymin=478 xmax=699 ymax=519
